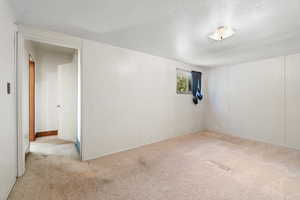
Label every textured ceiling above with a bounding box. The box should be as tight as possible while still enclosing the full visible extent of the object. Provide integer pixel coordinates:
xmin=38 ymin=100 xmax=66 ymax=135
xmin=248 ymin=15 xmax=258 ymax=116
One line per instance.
xmin=32 ymin=41 xmax=75 ymax=56
xmin=9 ymin=0 xmax=300 ymax=67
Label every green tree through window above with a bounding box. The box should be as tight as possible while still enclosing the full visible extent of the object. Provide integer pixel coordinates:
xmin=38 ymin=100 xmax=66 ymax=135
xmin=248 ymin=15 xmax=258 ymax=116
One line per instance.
xmin=176 ymin=69 xmax=192 ymax=94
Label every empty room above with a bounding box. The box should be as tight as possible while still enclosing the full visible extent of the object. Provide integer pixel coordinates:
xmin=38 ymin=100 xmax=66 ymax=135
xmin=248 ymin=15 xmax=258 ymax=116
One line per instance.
xmin=1 ymin=0 xmax=300 ymax=200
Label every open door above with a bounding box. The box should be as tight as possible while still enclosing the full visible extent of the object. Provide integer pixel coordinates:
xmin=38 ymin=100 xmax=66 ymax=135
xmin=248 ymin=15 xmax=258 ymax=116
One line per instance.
xmin=57 ymin=62 xmax=78 ymax=142
xmin=29 ymin=61 xmax=36 ymax=141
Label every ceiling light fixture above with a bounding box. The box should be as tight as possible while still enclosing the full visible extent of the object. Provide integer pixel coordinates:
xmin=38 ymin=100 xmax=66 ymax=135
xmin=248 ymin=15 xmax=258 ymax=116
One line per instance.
xmin=209 ymin=26 xmax=235 ymax=41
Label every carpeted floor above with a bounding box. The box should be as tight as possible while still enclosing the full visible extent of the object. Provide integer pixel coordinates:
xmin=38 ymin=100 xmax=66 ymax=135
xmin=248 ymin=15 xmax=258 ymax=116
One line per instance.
xmin=9 ymin=132 xmax=300 ymax=200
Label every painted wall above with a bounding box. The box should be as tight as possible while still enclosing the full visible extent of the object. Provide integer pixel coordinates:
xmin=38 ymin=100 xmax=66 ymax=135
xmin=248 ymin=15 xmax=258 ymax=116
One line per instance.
xmin=17 ymin=26 xmax=206 ymax=162
xmin=0 ymin=0 xmax=17 ymax=199
xmin=35 ymin=49 xmax=73 ymax=132
xmin=285 ymin=54 xmax=300 ymax=149
xmin=75 ymin=50 xmax=81 ymax=144
xmin=206 ymin=54 xmax=300 ymax=149
xmin=82 ymin=40 xmax=206 ymax=160
xmin=23 ymin=40 xmax=38 ymax=153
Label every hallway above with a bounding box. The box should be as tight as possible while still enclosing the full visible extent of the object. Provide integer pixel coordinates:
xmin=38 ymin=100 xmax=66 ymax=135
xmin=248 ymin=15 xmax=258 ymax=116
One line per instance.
xmin=30 ymin=136 xmax=79 ymax=159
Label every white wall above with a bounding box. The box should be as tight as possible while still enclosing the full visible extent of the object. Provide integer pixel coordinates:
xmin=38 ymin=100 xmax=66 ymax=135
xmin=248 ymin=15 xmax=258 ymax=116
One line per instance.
xmin=17 ymin=26 xmax=206 ymax=162
xmin=286 ymin=54 xmax=300 ymax=149
xmin=76 ymin=50 xmax=81 ymax=144
xmin=82 ymin=40 xmax=206 ymax=160
xmin=206 ymin=54 xmax=300 ymax=149
xmin=35 ymin=49 xmax=73 ymax=132
xmin=0 ymin=0 xmax=17 ymax=199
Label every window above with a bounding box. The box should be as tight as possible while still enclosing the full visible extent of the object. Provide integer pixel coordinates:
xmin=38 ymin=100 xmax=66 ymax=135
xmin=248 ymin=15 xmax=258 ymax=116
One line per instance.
xmin=176 ymin=68 xmax=192 ymax=94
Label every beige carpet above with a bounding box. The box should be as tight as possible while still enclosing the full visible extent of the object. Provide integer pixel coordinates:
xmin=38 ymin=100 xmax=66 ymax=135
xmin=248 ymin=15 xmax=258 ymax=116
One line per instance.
xmin=9 ymin=132 xmax=300 ymax=200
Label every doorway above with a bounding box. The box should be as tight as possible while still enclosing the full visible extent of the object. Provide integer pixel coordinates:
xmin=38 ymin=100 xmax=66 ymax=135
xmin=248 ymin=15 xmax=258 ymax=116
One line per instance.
xmin=25 ymin=40 xmax=81 ymax=159
xmin=16 ymin=29 xmax=83 ymax=176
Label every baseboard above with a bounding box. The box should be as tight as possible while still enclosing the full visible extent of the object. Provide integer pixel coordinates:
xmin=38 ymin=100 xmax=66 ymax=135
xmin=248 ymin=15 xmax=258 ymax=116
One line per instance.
xmin=204 ymin=129 xmax=300 ymax=151
xmin=36 ymin=130 xmax=58 ymax=137
xmin=3 ymin=176 xmax=16 ymax=200
xmin=82 ymin=130 xmax=203 ymax=161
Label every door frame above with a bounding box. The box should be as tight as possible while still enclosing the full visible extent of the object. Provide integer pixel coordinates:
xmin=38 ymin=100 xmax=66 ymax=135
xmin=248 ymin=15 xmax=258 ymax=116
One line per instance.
xmin=16 ymin=26 xmax=83 ymax=176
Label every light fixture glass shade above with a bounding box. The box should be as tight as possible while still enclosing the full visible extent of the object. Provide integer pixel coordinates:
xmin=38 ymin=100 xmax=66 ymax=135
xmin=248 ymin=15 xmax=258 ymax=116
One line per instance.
xmin=209 ymin=26 xmax=235 ymax=41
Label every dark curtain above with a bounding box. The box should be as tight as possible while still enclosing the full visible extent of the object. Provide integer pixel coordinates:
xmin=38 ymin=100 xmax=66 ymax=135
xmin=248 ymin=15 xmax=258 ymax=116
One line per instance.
xmin=191 ymin=71 xmax=203 ymax=104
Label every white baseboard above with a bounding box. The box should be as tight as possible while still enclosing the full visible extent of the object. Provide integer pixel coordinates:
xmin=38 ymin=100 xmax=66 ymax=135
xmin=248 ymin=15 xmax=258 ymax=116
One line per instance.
xmin=2 ymin=176 xmax=16 ymax=200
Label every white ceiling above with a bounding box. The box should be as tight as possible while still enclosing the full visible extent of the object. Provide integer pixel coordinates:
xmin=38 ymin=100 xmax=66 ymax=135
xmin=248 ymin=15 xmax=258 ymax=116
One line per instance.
xmin=9 ymin=0 xmax=300 ymax=67
xmin=32 ymin=41 xmax=75 ymax=56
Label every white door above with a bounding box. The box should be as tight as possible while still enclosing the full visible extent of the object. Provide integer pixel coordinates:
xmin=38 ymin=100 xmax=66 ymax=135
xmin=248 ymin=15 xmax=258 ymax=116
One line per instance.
xmin=57 ymin=62 xmax=77 ymax=142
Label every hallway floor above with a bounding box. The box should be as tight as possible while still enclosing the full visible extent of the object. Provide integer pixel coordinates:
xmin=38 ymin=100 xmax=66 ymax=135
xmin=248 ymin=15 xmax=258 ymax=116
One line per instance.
xmin=9 ymin=132 xmax=300 ymax=200
xmin=29 ymin=136 xmax=79 ymax=159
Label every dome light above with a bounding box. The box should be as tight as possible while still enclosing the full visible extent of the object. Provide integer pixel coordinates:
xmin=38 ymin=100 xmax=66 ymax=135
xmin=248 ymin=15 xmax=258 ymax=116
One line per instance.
xmin=209 ymin=26 xmax=235 ymax=41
